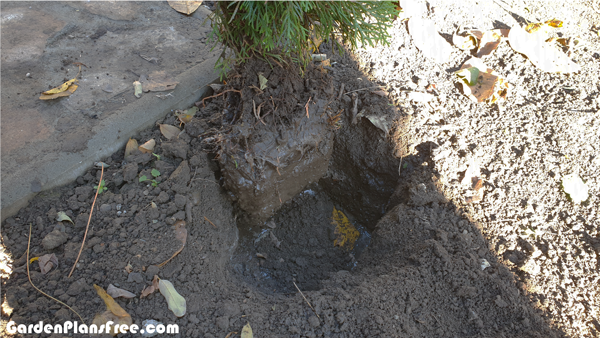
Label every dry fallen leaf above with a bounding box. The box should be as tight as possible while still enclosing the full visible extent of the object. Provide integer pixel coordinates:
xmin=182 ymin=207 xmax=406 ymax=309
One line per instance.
xmin=56 ymin=211 xmax=73 ymax=224
xmin=138 ymin=139 xmax=156 ymax=154
xmin=474 ymin=178 xmax=484 ymax=191
xmin=38 ymin=254 xmax=58 ymax=274
xmin=258 ymin=73 xmax=268 ymax=90
xmin=168 ymin=1 xmax=203 ymax=15
xmin=332 ymin=207 xmax=359 ymax=250
xmin=42 ymin=78 xmax=77 ymax=95
xmin=39 ymin=81 xmax=78 ymax=100
xmin=159 ymin=124 xmax=181 ymax=140
xmin=140 ymin=71 xmax=178 ymax=92
xmin=209 ymin=83 xmax=224 ymax=92
xmin=141 ymin=275 xmax=160 ymax=298
xmin=408 ymin=17 xmax=453 ymax=63
xmin=452 ymin=29 xmax=482 ymax=50
xmin=466 ymin=188 xmax=484 ymax=204
xmin=455 ymin=57 xmax=509 ymax=104
xmin=509 ymin=24 xmax=581 ymax=73
xmin=176 ymin=107 xmax=198 ymax=124
xmin=477 ymin=29 xmax=509 ymax=57
xmin=124 ymin=262 xmax=133 ymax=274
xmin=241 ymin=322 xmax=253 ymax=338
xmin=93 ymin=284 xmax=133 ymax=336
xmin=107 ymin=284 xmax=136 ymax=299
xmin=159 ymin=279 xmax=186 ymax=317
xmin=453 ymin=28 xmax=508 ymax=57
xmin=125 ymin=138 xmax=138 ymax=158
xmin=526 ymin=19 xmax=563 ymax=33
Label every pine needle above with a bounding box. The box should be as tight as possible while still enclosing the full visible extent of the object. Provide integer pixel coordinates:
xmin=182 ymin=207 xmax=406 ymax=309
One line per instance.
xmin=68 ymin=164 xmax=104 ymax=278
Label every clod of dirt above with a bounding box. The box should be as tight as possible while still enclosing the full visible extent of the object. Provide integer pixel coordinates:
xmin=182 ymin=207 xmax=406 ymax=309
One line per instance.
xmin=41 ymin=229 xmax=68 ymax=250
xmin=218 ymin=60 xmax=339 ymax=223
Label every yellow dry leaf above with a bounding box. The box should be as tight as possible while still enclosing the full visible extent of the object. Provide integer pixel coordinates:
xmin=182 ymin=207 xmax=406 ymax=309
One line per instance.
xmin=168 ymin=1 xmax=203 ymax=15
xmin=525 ymin=19 xmax=562 ymax=35
xmin=545 ymin=19 xmax=563 ymax=28
xmin=525 ymin=22 xmax=545 ymax=33
xmin=138 ymin=139 xmax=156 ymax=153
xmin=42 ymin=78 xmax=77 ymax=95
xmin=332 ymin=207 xmax=359 ymax=250
xmin=159 ymin=124 xmax=181 ymax=140
xmin=456 ymin=58 xmax=509 ymax=104
xmin=39 ymin=83 xmax=78 ymax=100
xmin=93 ymin=284 xmax=132 ymax=336
xmin=125 ymin=138 xmax=138 ymax=157
xmin=241 ymin=322 xmax=253 ymax=338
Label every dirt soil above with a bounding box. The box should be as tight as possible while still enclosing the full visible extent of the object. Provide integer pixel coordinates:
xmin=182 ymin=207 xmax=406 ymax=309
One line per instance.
xmin=2 ymin=1 xmax=600 ymax=338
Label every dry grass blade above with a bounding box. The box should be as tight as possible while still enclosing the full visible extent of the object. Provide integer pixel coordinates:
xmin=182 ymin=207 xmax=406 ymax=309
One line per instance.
xmin=27 ymin=223 xmax=85 ymax=324
xmin=293 ymin=281 xmax=320 ymax=318
xmin=68 ymin=165 xmax=104 ymax=278
xmin=204 ymin=216 xmax=217 ymax=228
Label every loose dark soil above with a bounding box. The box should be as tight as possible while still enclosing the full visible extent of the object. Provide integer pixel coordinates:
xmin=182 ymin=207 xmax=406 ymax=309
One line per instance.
xmin=2 ymin=1 xmax=600 ymax=338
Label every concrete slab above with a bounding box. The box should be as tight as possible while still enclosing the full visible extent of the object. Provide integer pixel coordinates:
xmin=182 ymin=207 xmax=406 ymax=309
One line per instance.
xmin=1 ymin=1 xmax=221 ymax=220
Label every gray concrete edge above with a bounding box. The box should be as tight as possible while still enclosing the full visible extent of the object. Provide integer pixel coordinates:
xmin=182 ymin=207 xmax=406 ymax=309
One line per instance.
xmin=1 ymin=54 xmax=221 ymax=222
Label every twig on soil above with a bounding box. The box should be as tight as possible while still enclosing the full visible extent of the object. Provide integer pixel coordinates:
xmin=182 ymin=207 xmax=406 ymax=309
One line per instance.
xmin=345 ymin=85 xmax=385 ymax=95
xmin=68 ymin=164 xmax=104 ymax=278
xmin=201 ymin=89 xmax=241 ymax=107
xmin=204 ymin=216 xmax=217 ymax=228
xmin=305 ymin=96 xmax=312 ymax=118
xmin=27 ymin=223 xmax=85 ymax=324
xmin=293 ymin=281 xmax=320 ymax=319
xmin=253 ymin=99 xmax=266 ymax=125
xmin=276 ymin=157 xmax=281 ymax=176
xmin=224 ymin=332 xmax=237 ymax=338
xmin=337 ymin=83 xmax=345 ymax=100
xmin=157 ymin=241 xmax=185 ymax=268
xmin=351 ymin=93 xmax=359 ymax=125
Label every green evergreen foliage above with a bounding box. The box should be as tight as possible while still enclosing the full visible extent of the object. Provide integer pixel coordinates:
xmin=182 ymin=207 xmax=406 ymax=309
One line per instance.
xmin=209 ymin=1 xmax=399 ymax=75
